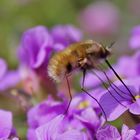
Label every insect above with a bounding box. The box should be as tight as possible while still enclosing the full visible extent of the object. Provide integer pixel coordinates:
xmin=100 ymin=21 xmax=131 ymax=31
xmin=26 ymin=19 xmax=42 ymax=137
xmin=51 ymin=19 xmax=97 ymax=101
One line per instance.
xmin=47 ymin=40 xmax=112 ymax=118
xmin=48 ymin=40 xmax=134 ymax=121
xmin=48 ymin=40 xmax=111 ymax=82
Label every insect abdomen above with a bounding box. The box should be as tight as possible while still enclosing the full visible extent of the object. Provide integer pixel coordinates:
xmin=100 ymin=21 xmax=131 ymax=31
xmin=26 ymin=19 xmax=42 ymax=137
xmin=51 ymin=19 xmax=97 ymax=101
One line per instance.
xmin=48 ymin=41 xmax=91 ymax=82
xmin=48 ymin=50 xmax=78 ymax=82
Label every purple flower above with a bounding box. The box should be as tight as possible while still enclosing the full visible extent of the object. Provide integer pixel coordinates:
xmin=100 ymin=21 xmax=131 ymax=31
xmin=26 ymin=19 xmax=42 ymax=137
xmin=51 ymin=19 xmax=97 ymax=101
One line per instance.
xmin=18 ymin=25 xmax=83 ymax=69
xmin=113 ymin=54 xmax=139 ymax=78
xmin=27 ymin=129 xmax=37 ymax=140
xmin=0 ymin=109 xmax=12 ymax=139
xmin=80 ymin=70 xmax=110 ymax=89
xmin=0 ymin=70 xmax=20 ymax=91
xmin=129 ymin=25 xmax=140 ymax=49
xmin=69 ymin=92 xmax=104 ymax=130
xmin=0 ymin=58 xmax=20 ymax=91
xmin=75 ymin=107 xmax=102 ymax=139
xmin=18 ymin=26 xmax=53 ymax=69
xmin=51 ymin=25 xmax=83 ymax=51
xmin=27 ymin=97 xmax=66 ymax=140
xmin=121 ymin=125 xmax=136 ymax=140
xmin=96 ymin=124 xmax=137 ymax=140
xmin=27 ymin=92 xmax=103 ymax=139
xmin=96 ymin=124 xmax=120 ymax=140
xmin=78 ymin=88 xmax=106 ymax=115
xmin=17 ymin=25 xmax=83 ymax=97
xmin=27 ymin=97 xmax=66 ymax=128
xmin=135 ymin=124 xmax=140 ymax=139
xmin=99 ymin=77 xmax=140 ymax=121
xmin=79 ymin=1 xmax=120 ymax=36
xmin=80 ymin=51 xmax=140 ymax=93
xmin=36 ymin=115 xmax=87 ymax=140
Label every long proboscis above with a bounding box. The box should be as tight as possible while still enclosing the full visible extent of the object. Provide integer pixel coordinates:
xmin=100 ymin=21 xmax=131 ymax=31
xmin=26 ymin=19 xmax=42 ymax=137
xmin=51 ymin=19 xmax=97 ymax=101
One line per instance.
xmin=105 ymin=59 xmax=135 ymax=101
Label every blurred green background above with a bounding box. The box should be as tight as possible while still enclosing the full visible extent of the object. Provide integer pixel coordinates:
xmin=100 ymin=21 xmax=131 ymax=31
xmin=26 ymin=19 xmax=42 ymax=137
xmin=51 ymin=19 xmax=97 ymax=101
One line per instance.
xmin=0 ymin=0 xmax=140 ymax=68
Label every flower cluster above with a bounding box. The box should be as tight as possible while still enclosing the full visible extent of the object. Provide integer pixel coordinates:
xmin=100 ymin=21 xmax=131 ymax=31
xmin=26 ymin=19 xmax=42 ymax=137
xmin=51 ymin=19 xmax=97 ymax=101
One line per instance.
xmin=18 ymin=25 xmax=82 ymax=70
xmin=97 ymin=124 xmax=140 ymax=140
xmin=17 ymin=25 xmax=83 ymax=97
xmin=0 ymin=23 xmax=140 ymax=140
xmin=27 ymin=94 xmax=103 ymax=140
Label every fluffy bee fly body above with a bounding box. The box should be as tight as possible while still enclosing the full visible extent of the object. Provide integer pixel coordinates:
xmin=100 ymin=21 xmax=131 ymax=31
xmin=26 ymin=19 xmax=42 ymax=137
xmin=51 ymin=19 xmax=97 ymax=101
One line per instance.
xmin=48 ymin=40 xmax=134 ymax=121
xmin=48 ymin=40 xmax=111 ymax=82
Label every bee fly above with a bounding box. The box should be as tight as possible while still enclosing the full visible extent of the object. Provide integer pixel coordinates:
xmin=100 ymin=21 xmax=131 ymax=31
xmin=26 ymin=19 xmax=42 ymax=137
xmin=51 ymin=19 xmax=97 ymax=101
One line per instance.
xmin=48 ymin=40 xmax=111 ymax=82
xmin=48 ymin=40 xmax=134 ymax=121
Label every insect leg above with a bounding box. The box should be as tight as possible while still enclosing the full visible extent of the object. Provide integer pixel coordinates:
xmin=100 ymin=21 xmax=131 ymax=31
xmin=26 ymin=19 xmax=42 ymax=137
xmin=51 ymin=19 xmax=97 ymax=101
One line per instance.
xmin=81 ymin=69 xmax=108 ymax=122
xmin=91 ymin=70 xmax=127 ymax=108
xmin=105 ymin=59 xmax=136 ymax=101
xmin=97 ymin=65 xmax=129 ymax=99
xmin=64 ymin=74 xmax=73 ymax=114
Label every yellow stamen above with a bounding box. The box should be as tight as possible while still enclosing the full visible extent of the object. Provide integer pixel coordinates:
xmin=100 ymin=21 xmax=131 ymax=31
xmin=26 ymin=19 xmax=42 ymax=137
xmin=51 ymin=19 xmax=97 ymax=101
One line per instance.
xmin=135 ymin=95 xmax=140 ymax=99
xmin=78 ymin=101 xmax=90 ymax=109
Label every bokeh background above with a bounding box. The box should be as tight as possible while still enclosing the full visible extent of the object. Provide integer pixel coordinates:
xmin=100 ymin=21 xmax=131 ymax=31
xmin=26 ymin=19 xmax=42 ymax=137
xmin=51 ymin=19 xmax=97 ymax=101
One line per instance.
xmin=1 ymin=0 xmax=140 ymax=67
xmin=0 ymin=0 xmax=140 ymax=139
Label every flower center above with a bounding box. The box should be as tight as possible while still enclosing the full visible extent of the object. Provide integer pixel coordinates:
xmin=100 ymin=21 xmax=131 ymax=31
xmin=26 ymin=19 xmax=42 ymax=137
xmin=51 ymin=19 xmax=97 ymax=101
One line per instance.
xmin=135 ymin=95 xmax=140 ymax=100
xmin=78 ymin=101 xmax=90 ymax=109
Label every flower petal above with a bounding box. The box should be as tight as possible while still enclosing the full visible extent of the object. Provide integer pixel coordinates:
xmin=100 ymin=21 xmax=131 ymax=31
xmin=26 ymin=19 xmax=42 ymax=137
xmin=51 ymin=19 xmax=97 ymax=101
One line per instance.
xmin=129 ymin=26 xmax=140 ymax=49
xmin=0 ymin=110 xmax=12 ymax=138
xmin=96 ymin=125 xmax=120 ymax=140
xmin=35 ymin=115 xmax=64 ymax=140
xmin=27 ymin=128 xmax=37 ymax=140
xmin=129 ymin=99 xmax=140 ymax=115
xmin=135 ymin=123 xmax=140 ymax=134
xmin=99 ymin=89 xmax=129 ymax=121
xmin=51 ymin=25 xmax=82 ymax=46
xmin=121 ymin=124 xmax=136 ymax=140
xmin=18 ymin=26 xmax=51 ymax=68
xmin=33 ymin=48 xmax=46 ymax=68
xmin=75 ymin=107 xmax=100 ymax=132
xmin=0 ymin=71 xmax=20 ymax=91
xmin=56 ymin=130 xmax=86 ymax=140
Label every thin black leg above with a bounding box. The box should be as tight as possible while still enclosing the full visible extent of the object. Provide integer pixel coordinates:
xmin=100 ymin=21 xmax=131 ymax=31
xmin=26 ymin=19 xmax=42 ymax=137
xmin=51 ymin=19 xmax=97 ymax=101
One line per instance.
xmin=64 ymin=74 xmax=72 ymax=114
xmin=91 ymin=70 xmax=126 ymax=108
xmin=81 ymin=69 xmax=108 ymax=122
xmin=97 ymin=65 xmax=129 ymax=99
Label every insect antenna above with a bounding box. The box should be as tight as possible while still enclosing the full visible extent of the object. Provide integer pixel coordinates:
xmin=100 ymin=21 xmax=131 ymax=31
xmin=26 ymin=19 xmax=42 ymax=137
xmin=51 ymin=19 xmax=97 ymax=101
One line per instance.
xmin=81 ymin=69 xmax=108 ymax=122
xmin=108 ymin=41 xmax=115 ymax=48
xmin=100 ymin=41 xmax=115 ymax=50
xmin=64 ymin=74 xmax=73 ymax=114
xmin=105 ymin=59 xmax=136 ymax=101
xmin=91 ymin=70 xmax=126 ymax=108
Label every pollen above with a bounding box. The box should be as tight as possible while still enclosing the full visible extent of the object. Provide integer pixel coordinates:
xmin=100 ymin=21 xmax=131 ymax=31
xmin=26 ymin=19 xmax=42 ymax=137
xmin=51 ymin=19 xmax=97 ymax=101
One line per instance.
xmin=135 ymin=95 xmax=140 ymax=99
xmin=78 ymin=101 xmax=90 ymax=109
